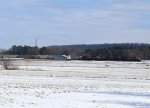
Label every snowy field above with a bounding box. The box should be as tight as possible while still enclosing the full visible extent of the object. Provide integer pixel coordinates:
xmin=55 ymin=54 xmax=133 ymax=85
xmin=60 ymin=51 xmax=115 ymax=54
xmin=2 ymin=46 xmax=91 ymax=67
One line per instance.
xmin=0 ymin=60 xmax=150 ymax=108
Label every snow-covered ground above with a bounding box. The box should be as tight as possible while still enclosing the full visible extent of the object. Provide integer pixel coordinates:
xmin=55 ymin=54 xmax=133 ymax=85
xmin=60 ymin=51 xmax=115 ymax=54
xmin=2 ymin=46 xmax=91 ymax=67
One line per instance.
xmin=0 ymin=60 xmax=150 ymax=108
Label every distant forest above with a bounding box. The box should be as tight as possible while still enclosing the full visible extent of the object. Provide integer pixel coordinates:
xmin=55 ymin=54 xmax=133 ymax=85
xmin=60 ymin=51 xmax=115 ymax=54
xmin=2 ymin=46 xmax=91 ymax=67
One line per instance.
xmin=3 ymin=43 xmax=150 ymax=60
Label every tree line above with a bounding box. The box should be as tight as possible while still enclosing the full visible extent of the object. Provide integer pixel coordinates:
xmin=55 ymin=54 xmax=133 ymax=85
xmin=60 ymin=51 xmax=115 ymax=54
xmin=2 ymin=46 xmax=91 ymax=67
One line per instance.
xmin=3 ymin=43 xmax=150 ymax=60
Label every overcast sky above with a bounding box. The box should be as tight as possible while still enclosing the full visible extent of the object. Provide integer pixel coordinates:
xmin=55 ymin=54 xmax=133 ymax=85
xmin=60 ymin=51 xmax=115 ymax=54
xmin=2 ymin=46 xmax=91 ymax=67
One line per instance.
xmin=0 ymin=0 xmax=150 ymax=48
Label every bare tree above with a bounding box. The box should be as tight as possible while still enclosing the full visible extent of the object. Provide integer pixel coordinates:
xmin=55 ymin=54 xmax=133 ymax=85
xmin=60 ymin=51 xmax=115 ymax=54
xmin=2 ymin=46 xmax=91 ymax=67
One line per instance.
xmin=0 ymin=55 xmax=13 ymax=70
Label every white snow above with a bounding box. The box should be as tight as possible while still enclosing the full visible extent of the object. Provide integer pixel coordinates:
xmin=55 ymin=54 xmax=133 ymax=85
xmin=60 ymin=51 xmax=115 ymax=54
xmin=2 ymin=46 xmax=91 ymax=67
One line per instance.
xmin=0 ymin=60 xmax=150 ymax=108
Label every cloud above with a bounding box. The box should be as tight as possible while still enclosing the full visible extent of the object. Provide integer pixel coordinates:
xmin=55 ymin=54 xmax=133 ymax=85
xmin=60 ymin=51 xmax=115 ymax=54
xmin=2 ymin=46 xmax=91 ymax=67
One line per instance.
xmin=0 ymin=0 xmax=37 ymax=6
xmin=0 ymin=0 xmax=150 ymax=48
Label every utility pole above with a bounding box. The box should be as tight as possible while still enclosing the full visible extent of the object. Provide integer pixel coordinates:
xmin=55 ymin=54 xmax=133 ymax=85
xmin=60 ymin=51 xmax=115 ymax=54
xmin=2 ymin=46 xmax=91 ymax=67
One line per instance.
xmin=34 ymin=37 xmax=38 ymax=55
xmin=35 ymin=37 xmax=38 ymax=47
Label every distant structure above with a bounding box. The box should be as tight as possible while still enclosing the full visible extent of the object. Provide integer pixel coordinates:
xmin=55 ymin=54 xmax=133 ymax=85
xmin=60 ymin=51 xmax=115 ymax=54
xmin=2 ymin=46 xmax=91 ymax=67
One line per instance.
xmin=81 ymin=56 xmax=141 ymax=62
xmin=35 ymin=37 xmax=38 ymax=47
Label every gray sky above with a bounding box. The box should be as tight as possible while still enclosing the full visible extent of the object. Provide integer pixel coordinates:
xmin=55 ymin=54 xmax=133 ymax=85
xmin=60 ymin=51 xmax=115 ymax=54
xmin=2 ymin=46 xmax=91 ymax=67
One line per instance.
xmin=0 ymin=0 xmax=150 ymax=48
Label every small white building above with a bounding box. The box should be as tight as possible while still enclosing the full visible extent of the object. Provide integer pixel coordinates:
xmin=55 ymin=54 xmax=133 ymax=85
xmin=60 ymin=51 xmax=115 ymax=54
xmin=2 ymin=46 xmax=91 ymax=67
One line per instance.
xmin=36 ymin=55 xmax=71 ymax=60
xmin=49 ymin=55 xmax=71 ymax=60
